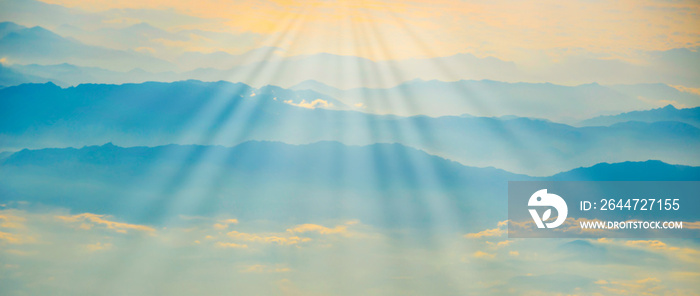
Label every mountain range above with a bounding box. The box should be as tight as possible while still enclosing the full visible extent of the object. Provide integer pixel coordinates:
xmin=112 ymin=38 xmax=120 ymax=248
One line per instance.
xmin=580 ymin=104 xmax=700 ymax=128
xmin=1 ymin=141 xmax=698 ymax=229
xmin=1 ymin=80 xmax=699 ymax=175
xmin=0 ymin=63 xmax=49 ymax=87
xmin=1 ymin=17 xmax=699 ymax=89
xmin=3 ymin=57 xmax=700 ymax=121
xmin=0 ymin=21 xmax=521 ymax=88
xmin=0 ymin=22 xmax=174 ymax=72
xmin=290 ymin=79 xmax=700 ymax=121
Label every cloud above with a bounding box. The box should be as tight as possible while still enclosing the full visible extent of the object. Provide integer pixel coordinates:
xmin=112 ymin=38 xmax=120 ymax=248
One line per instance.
xmin=684 ymin=221 xmax=700 ymax=229
xmin=215 ymin=242 xmax=248 ymax=248
xmin=464 ymin=227 xmax=505 ymax=239
xmin=595 ymin=277 xmax=667 ymax=295
xmin=670 ymin=85 xmax=700 ymax=96
xmin=134 ymin=46 xmax=156 ymax=54
xmin=656 ymin=99 xmax=688 ymax=109
xmin=213 ymin=218 xmax=239 ymax=229
xmin=220 ymin=219 xmax=239 ymax=224
xmin=1 ymin=206 xmax=700 ymax=296
xmin=636 ymin=277 xmax=660 ymax=284
xmin=225 ymin=230 xmax=310 ymax=245
xmin=283 ymin=99 xmax=332 ymax=109
xmin=0 ymin=212 xmax=34 ymax=244
xmin=0 ymin=231 xmax=35 ymax=244
xmin=624 ymin=239 xmax=700 ymax=257
xmin=34 ymin=0 xmax=700 ymax=62
xmin=212 ymin=221 xmax=364 ymax=248
xmin=0 ymin=214 xmax=27 ymax=229
xmin=598 ymin=238 xmax=700 ymax=265
xmin=240 ymin=264 xmax=291 ymax=273
xmin=56 ymin=213 xmax=155 ymax=234
xmin=465 ymin=221 xmax=526 ymax=242
xmin=4 ymin=249 xmax=35 ymax=256
xmin=472 ymin=250 xmax=495 ymax=259
xmin=625 ymin=240 xmax=671 ymax=250
xmin=286 ymin=223 xmax=348 ymax=236
xmin=486 ymin=240 xmax=514 ymax=248
xmin=86 ymin=242 xmax=113 ymax=252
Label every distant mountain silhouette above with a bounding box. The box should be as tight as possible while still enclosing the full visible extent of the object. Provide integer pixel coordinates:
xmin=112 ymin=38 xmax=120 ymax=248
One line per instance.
xmin=580 ymin=104 xmax=700 ymax=128
xmin=1 ymin=80 xmax=698 ymax=175
xmin=2 ymin=142 xmax=698 ymax=227
xmin=549 ymin=159 xmax=700 ymax=181
xmin=1 ymin=141 xmax=524 ymax=185
xmin=7 ymin=63 xmax=175 ymax=87
xmin=290 ymin=79 xmax=700 ymax=122
xmin=0 ymin=23 xmax=524 ymax=88
xmin=606 ymin=83 xmax=700 ymax=107
xmin=0 ymin=22 xmax=174 ymax=72
xmin=2 ymin=1 xmax=700 ymax=88
xmin=0 ymin=141 xmax=525 ymax=229
xmin=0 ymin=21 xmax=25 ymax=38
xmin=0 ymin=64 xmax=49 ymax=87
xmin=5 ymin=142 xmax=696 ymax=181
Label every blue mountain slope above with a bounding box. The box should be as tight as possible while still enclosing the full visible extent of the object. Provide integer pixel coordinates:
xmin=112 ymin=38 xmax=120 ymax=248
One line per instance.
xmin=0 ymin=25 xmax=77 ymax=57
xmin=7 ymin=63 xmax=172 ymax=87
xmin=0 ymin=22 xmax=174 ymax=72
xmin=1 ymin=80 xmax=698 ymax=175
xmin=1 ymin=142 xmax=698 ymax=229
xmin=0 ymin=64 xmax=50 ymax=87
xmin=0 ymin=142 xmax=526 ymax=230
xmin=1 ymin=141 xmax=523 ymax=185
xmin=0 ymin=80 xmax=342 ymax=134
xmin=606 ymin=83 xmax=700 ymax=109
xmin=548 ymin=160 xmax=700 ymax=181
xmin=580 ymin=104 xmax=700 ymax=128
xmin=289 ymin=79 xmax=700 ymax=122
xmin=0 ymin=21 xmax=25 ymax=38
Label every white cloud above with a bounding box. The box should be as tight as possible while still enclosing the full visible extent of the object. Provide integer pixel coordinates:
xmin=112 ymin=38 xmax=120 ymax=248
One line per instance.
xmin=283 ymin=99 xmax=332 ymax=109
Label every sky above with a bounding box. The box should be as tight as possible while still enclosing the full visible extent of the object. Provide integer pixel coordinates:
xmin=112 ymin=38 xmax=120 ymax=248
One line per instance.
xmin=12 ymin=0 xmax=700 ymax=62
xmin=0 ymin=0 xmax=699 ymax=89
xmin=1 ymin=1 xmax=700 ymax=295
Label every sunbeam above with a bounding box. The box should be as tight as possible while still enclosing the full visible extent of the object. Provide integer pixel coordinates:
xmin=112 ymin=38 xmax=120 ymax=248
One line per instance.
xmin=1 ymin=1 xmax=699 ymax=295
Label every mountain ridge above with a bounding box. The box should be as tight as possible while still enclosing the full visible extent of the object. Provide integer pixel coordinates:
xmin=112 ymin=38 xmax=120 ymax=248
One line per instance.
xmin=287 ymin=78 xmax=700 ymax=121
xmin=2 ymin=80 xmax=698 ymax=175
xmin=5 ymin=141 xmax=698 ymax=180
xmin=580 ymin=104 xmax=700 ymax=128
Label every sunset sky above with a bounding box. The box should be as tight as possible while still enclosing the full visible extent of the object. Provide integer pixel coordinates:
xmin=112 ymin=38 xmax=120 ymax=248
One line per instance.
xmin=17 ymin=0 xmax=700 ymax=61
xmin=1 ymin=1 xmax=699 ymax=295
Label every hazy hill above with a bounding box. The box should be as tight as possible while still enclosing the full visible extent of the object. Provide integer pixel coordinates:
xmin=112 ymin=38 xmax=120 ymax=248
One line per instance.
xmin=2 ymin=142 xmax=698 ymax=228
xmin=290 ymin=79 xmax=700 ymax=122
xmin=548 ymin=159 xmax=700 ymax=181
xmin=0 ymin=22 xmax=174 ymax=71
xmin=0 ymin=142 xmax=525 ymax=230
xmin=0 ymin=64 xmax=49 ymax=87
xmin=0 ymin=21 xmax=24 ymax=38
xmin=580 ymin=105 xmax=700 ymax=128
xmin=1 ymin=80 xmax=698 ymax=175
xmin=0 ymin=22 xmax=523 ymax=88
xmin=5 ymin=63 xmax=183 ymax=87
